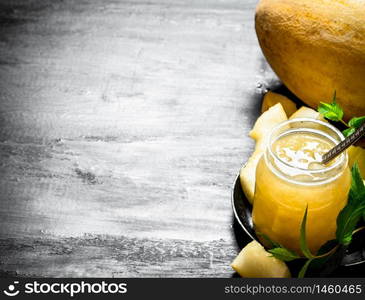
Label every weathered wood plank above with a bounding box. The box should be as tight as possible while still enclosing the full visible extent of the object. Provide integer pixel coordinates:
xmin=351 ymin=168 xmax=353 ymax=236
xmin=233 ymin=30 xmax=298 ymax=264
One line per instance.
xmin=0 ymin=0 xmax=278 ymax=277
xmin=0 ymin=235 xmax=242 ymax=278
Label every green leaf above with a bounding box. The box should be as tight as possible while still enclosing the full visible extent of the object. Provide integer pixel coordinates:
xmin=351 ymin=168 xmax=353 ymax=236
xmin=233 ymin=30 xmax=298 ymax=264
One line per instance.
xmin=268 ymin=247 xmax=300 ymax=262
xmin=350 ymin=163 xmax=365 ymax=199
xmin=343 ymin=127 xmax=356 ymax=137
xmin=298 ymin=259 xmax=313 ymax=278
xmin=337 ymin=205 xmax=365 ymax=245
xmin=349 ymin=116 xmax=365 ymax=129
xmin=336 ymin=163 xmax=365 ymax=245
xmin=300 ymin=205 xmax=314 ymax=259
xmin=318 ymin=101 xmax=344 ymax=122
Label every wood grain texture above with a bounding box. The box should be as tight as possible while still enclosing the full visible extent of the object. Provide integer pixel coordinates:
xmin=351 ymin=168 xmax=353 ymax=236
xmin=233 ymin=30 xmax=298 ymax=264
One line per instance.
xmin=0 ymin=0 xmax=279 ymax=277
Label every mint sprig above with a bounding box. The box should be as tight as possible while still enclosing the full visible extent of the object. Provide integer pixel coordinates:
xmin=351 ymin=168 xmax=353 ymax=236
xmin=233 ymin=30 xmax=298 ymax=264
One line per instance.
xmin=318 ymin=92 xmax=365 ymax=137
xmin=336 ymin=163 xmax=365 ymax=245
xmin=318 ymin=100 xmax=343 ymax=123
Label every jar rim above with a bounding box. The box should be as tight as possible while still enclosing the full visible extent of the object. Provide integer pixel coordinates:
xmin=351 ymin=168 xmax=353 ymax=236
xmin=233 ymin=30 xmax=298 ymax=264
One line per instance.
xmin=266 ymin=118 xmax=348 ymax=185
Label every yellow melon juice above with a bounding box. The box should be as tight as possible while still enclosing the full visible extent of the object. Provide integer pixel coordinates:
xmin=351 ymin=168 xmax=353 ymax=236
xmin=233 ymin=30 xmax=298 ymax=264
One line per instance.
xmin=252 ymin=119 xmax=351 ymax=255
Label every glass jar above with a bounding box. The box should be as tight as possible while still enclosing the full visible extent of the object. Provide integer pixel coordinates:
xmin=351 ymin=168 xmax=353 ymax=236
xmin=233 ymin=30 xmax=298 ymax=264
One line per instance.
xmin=252 ymin=118 xmax=351 ymax=255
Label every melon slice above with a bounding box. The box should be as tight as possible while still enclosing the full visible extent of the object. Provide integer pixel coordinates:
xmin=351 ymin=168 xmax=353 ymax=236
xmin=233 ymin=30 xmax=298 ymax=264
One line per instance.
xmin=261 ymin=91 xmax=297 ymax=117
xmin=240 ymin=103 xmax=287 ymax=204
xmin=231 ymin=240 xmax=291 ymax=278
xmin=289 ymin=106 xmax=326 ymax=121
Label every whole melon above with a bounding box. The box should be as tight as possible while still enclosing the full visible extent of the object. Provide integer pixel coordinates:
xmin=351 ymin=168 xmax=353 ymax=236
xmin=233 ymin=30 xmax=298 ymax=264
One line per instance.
xmin=255 ymin=0 xmax=365 ymax=119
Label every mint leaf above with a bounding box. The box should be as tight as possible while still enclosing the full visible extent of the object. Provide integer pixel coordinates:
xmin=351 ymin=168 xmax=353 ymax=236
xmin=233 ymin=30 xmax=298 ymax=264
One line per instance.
xmin=344 ymin=117 xmax=365 ymax=137
xmin=336 ymin=163 xmax=365 ymax=245
xmin=298 ymin=259 xmax=313 ymax=278
xmin=349 ymin=116 xmax=365 ymax=129
xmin=318 ymin=101 xmax=344 ymax=122
xmin=343 ymin=127 xmax=356 ymax=137
xmin=269 ymin=247 xmax=300 ymax=262
xmin=350 ymin=163 xmax=365 ymax=198
xmin=300 ymin=205 xmax=314 ymax=259
xmin=339 ymin=206 xmax=365 ymax=245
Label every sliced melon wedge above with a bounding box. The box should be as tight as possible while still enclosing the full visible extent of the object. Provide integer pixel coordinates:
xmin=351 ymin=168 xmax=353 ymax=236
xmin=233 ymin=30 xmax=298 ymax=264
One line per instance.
xmin=231 ymin=240 xmax=291 ymax=278
xmin=240 ymin=103 xmax=287 ymax=204
xmin=289 ymin=106 xmax=326 ymax=121
xmin=261 ymin=91 xmax=297 ymax=117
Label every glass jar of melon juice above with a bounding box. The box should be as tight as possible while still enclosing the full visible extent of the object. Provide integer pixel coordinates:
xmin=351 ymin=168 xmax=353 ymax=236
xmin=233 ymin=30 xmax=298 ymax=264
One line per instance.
xmin=252 ymin=118 xmax=351 ymax=255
